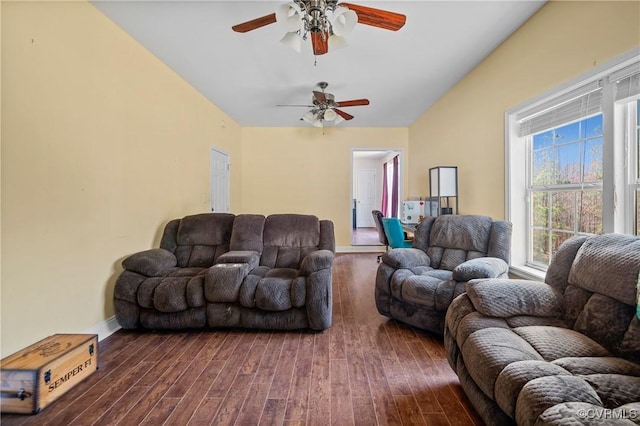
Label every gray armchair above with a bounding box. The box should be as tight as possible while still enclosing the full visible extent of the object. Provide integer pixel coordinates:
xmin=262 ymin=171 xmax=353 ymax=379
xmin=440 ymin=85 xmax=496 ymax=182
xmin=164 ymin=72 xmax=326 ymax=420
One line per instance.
xmin=375 ymin=214 xmax=512 ymax=334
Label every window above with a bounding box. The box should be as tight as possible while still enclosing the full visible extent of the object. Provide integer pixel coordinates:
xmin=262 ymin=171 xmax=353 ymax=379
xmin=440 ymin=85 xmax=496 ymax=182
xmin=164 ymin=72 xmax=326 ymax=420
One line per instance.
xmin=506 ymin=50 xmax=640 ymax=277
xmin=530 ymin=115 xmax=603 ymax=266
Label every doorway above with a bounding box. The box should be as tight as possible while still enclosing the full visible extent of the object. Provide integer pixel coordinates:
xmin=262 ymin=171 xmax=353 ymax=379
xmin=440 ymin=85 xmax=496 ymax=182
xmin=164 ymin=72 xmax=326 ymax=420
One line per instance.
xmin=351 ymin=149 xmax=402 ymax=246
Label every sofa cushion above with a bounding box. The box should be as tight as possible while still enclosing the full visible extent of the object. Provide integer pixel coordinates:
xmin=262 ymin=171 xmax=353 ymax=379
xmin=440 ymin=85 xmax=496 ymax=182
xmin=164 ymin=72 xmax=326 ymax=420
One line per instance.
xmin=462 ymin=327 xmax=543 ymax=399
xmin=136 ymin=268 xmax=206 ymax=313
xmin=569 ymin=233 xmax=640 ymax=305
xmin=515 ymin=375 xmax=603 ymax=426
xmin=122 ymin=248 xmax=177 ymax=276
xmin=255 ymin=268 xmax=299 ymax=311
xmin=551 ymin=356 xmax=640 ymax=376
xmin=513 ymin=326 xmax=610 ymax=361
xmin=229 ymin=214 xmax=265 ymax=253
xmin=573 ymin=294 xmax=637 ymax=359
xmin=494 ymin=360 xmax=571 ymax=419
xmin=583 ymin=374 xmax=640 ymax=408
xmin=427 ymin=215 xmax=493 ymax=269
xmin=174 ymin=213 xmax=235 ymax=267
xmin=398 ymin=273 xmax=447 ymax=309
xmin=466 ymin=279 xmax=564 ymax=318
xmin=261 ymin=214 xmax=321 ymax=269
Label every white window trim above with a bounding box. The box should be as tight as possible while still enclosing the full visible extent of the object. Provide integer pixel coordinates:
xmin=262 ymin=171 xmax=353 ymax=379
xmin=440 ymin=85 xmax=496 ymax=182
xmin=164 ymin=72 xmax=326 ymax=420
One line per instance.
xmin=505 ymin=48 xmax=640 ymax=279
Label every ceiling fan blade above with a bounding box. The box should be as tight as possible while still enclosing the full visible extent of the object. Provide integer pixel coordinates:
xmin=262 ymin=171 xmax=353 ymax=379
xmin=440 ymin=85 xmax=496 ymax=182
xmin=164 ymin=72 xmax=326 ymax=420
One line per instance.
xmin=340 ymin=3 xmax=406 ymax=31
xmin=336 ymin=99 xmax=370 ymax=107
xmin=313 ymin=90 xmax=327 ymax=104
xmin=334 ymin=109 xmax=354 ymax=120
xmin=232 ymin=13 xmax=277 ymax=33
xmin=311 ymin=31 xmax=329 ymax=55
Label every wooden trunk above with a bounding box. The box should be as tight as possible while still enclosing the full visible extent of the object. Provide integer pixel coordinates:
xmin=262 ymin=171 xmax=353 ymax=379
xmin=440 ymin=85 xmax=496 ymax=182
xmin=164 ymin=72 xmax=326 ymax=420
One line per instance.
xmin=1 ymin=334 xmax=99 ymax=414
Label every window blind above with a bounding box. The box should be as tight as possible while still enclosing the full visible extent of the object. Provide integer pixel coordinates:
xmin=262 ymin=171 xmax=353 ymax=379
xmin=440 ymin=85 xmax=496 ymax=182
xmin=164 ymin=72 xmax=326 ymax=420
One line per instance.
xmin=517 ymin=81 xmax=602 ymax=137
xmin=613 ymin=62 xmax=640 ymax=102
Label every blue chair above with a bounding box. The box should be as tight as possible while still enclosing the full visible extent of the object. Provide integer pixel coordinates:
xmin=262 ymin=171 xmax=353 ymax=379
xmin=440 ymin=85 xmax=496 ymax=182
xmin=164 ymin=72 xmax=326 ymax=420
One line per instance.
xmin=381 ymin=217 xmax=412 ymax=249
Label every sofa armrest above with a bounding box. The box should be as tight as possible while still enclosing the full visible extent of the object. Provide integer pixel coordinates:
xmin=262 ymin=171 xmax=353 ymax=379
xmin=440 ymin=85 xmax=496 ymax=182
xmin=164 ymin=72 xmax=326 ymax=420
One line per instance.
xmin=216 ymin=250 xmax=260 ymax=270
xmin=122 ymin=248 xmax=177 ymax=277
xmin=300 ymin=250 xmax=334 ymax=275
xmin=381 ymin=248 xmax=430 ymax=269
xmin=466 ymin=278 xmax=564 ymax=318
xmin=452 ymin=257 xmax=509 ymax=281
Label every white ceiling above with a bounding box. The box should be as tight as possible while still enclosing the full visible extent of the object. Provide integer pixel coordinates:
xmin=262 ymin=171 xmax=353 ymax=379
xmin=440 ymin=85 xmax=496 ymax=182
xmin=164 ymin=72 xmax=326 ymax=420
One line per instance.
xmin=91 ymin=0 xmax=546 ymax=128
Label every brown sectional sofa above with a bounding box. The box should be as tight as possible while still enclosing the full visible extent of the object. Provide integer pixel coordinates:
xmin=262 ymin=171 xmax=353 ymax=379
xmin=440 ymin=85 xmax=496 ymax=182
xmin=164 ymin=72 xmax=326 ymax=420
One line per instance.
xmin=445 ymin=233 xmax=640 ymax=425
xmin=114 ymin=213 xmax=335 ymax=331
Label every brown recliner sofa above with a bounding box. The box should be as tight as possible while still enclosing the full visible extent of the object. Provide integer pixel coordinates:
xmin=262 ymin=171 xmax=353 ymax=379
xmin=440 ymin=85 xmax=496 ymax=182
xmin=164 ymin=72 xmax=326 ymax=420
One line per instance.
xmin=445 ymin=233 xmax=640 ymax=425
xmin=375 ymin=214 xmax=512 ymax=334
xmin=114 ymin=213 xmax=335 ymax=331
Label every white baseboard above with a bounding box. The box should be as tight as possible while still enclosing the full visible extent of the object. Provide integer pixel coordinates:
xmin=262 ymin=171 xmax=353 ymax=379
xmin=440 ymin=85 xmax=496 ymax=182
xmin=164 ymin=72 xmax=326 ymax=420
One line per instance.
xmin=83 ymin=316 xmax=121 ymax=342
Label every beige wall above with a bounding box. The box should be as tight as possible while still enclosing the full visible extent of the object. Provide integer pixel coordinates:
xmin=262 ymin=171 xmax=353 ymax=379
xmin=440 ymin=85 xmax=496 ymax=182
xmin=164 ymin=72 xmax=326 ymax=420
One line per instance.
xmin=1 ymin=1 xmax=242 ymax=356
xmin=409 ymin=1 xmax=640 ymax=220
xmin=240 ymin=127 xmax=408 ymax=246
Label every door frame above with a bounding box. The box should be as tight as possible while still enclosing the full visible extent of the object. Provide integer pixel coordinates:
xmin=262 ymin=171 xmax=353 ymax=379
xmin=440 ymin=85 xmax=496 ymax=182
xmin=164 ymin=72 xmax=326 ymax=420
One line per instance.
xmin=210 ymin=146 xmax=230 ymax=213
xmin=351 ymin=148 xmax=404 ymax=244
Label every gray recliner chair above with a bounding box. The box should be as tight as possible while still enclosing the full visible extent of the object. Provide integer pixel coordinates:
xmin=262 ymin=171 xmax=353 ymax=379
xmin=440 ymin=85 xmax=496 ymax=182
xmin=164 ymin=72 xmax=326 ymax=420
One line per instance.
xmin=375 ymin=214 xmax=512 ymax=334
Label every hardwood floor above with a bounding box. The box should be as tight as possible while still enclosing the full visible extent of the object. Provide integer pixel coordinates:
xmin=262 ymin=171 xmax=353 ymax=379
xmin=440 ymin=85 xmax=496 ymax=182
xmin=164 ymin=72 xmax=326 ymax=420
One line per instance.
xmin=351 ymin=227 xmax=384 ymax=246
xmin=1 ymin=253 xmax=483 ymax=426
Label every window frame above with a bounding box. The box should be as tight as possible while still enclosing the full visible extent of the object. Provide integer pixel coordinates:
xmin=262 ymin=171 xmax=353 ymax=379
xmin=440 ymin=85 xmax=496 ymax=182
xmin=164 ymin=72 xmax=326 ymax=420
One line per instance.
xmin=505 ymin=49 xmax=640 ymax=280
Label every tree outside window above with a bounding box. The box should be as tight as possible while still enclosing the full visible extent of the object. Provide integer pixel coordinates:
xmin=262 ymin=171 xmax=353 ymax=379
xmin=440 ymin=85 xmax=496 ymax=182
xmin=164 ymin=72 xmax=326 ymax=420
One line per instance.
xmin=530 ymin=115 xmax=603 ymax=266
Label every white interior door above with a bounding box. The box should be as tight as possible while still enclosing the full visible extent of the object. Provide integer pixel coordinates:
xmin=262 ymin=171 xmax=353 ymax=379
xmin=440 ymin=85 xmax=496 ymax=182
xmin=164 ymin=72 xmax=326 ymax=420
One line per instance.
xmin=210 ymin=147 xmax=230 ymax=212
xmin=356 ymin=169 xmax=376 ymax=227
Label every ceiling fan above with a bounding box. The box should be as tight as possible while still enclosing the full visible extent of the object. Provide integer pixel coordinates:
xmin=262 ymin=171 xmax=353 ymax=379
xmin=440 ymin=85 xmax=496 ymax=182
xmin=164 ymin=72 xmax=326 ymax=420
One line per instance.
xmin=232 ymin=1 xmax=406 ymax=55
xmin=278 ymin=82 xmax=370 ymax=127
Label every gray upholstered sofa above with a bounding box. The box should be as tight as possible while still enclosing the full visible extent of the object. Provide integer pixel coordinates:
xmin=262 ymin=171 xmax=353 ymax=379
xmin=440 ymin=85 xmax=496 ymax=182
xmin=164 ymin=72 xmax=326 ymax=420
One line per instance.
xmin=114 ymin=213 xmax=335 ymax=331
xmin=375 ymin=214 xmax=512 ymax=334
xmin=445 ymin=233 xmax=640 ymax=426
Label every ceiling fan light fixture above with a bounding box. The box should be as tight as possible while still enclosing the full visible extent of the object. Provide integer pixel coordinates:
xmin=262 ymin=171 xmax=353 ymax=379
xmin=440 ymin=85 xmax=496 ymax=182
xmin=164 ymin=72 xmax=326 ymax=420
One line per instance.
xmin=330 ymin=7 xmax=357 ymax=37
xmin=311 ymin=119 xmax=324 ymax=128
xmin=301 ymin=110 xmax=318 ymax=124
xmin=333 ymin=114 xmax=345 ymax=125
xmin=323 ymin=108 xmax=337 ymax=121
xmin=276 ymin=2 xmax=304 ymax=33
xmin=328 ymin=34 xmax=347 ymax=51
xmin=280 ymin=31 xmax=302 ymax=52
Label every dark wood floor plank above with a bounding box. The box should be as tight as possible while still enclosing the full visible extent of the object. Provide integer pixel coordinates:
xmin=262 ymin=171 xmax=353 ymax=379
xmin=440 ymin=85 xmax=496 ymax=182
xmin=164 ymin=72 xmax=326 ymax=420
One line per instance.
xmin=267 ymin=332 xmax=301 ymax=400
xmin=254 ymin=332 xmax=286 ymax=385
xmin=306 ymin=330 xmax=331 ymax=426
xmin=330 ymin=360 xmax=354 ymax=424
xmin=259 ymin=398 xmax=287 ymax=426
xmin=116 ymin=361 xmax=191 ymax=425
xmin=210 ymin=373 xmax=254 ymax=425
xmin=138 ymin=396 xmax=182 ymax=425
xmin=0 ymin=253 xmax=482 ymax=426
xmin=89 ymin=385 xmax=151 ymax=426
xmin=234 ymin=381 xmax=271 ymax=425
xmin=352 ymin=397 xmax=378 ymax=426
xmin=284 ymin=333 xmax=314 ymax=422
xmin=187 ymin=397 xmax=224 ymax=425
xmin=393 ymin=394 xmax=428 ymax=425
